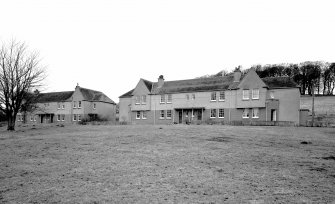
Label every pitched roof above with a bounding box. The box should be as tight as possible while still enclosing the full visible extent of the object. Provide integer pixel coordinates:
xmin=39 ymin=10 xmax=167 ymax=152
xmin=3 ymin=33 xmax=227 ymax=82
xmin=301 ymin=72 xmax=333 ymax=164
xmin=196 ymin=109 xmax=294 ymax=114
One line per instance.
xmin=35 ymin=91 xmax=74 ymax=103
xmin=151 ymin=74 xmax=238 ymax=94
xmin=78 ymin=87 xmax=116 ymax=104
xmin=261 ymin=77 xmax=299 ymax=89
xmin=119 ymin=89 xmax=134 ymax=98
xmin=142 ymin=79 xmax=153 ymax=92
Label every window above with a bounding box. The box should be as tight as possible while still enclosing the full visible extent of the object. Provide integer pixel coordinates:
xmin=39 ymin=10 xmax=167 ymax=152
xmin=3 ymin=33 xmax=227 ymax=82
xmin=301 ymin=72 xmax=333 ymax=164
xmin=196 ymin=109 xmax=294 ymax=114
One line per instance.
xmin=58 ymin=103 xmax=61 ymax=109
xmin=166 ymin=110 xmax=172 ymax=119
xmin=192 ymin=94 xmax=195 ymax=100
xmin=34 ymin=116 xmax=37 ymax=121
xmin=242 ymin=109 xmax=249 ymax=118
xmin=270 ymin=91 xmax=274 ymax=99
xmin=29 ymin=116 xmax=33 ymax=121
xmin=160 ymin=110 xmax=165 ymax=119
xmin=243 ymin=90 xmax=249 ymax=100
xmin=167 ymin=94 xmax=172 ymax=103
xmin=252 ymin=89 xmax=259 ymax=99
xmin=73 ymin=114 xmax=77 ymax=121
xmin=211 ymin=92 xmax=217 ymax=101
xmin=78 ymin=114 xmax=81 ymax=121
xmin=160 ymin=95 xmax=165 ymax=103
xmin=210 ymin=109 xmax=217 ymax=118
xmin=186 ymin=94 xmax=189 ymax=100
xmin=136 ymin=111 xmax=141 ymax=119
xmin=73 ymin=101 xmax=77 ymax=108
xmin=57 ymin=114 xmax=61 ymax=121
xmin=252 ymin=108 xmax=259 ymax=118
xmin=135 ymin=96 xmax=140 ymax=104
xmin=142 ymin=111 xmax=147 ymax=119
xmin=78 ymin=101 xmax=82 ymax=108
xmin=62 ymin=104 xmax=65 ymax=109
xmin=93 ymin=103 xmax=96 ymax=109
xmin=219 ymin=109 xmax=224 ymax=118
xmin=61 ymin=115 xmax=65 ymax=121
xmin=219 ymin=91 xmax=225 ymax=101
xmin=141 ymin=95 xmax=146 ymax=104
xmin=17 ymin=115 xmax=22 ymax=121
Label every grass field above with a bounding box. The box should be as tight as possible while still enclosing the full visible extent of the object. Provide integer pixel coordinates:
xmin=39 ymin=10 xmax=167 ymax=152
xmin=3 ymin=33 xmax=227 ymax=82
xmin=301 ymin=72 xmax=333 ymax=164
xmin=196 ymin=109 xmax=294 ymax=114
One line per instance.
xmin=0 ymin=124 xmax=335 ymax=203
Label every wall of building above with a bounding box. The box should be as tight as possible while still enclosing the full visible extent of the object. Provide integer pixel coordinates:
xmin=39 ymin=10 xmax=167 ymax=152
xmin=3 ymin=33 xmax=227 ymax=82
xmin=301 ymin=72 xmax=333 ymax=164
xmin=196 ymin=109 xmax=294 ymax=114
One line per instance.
xmin=119 ymin=97 xmax=132 ymax=122
xmin=272 ymin=88 xmax=300 ymax=124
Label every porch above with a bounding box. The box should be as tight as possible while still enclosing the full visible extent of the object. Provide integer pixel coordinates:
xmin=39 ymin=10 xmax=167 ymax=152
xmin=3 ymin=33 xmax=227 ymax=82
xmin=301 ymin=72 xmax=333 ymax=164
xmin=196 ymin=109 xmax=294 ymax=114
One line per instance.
xmin=174 ymin=108 xmax=205 ymax=124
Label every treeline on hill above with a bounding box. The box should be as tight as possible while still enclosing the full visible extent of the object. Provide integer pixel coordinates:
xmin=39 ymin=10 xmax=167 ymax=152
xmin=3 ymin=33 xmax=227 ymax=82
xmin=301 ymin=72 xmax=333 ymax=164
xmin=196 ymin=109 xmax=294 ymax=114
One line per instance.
xmin=202 ymin=61 xmax=335 ymax=96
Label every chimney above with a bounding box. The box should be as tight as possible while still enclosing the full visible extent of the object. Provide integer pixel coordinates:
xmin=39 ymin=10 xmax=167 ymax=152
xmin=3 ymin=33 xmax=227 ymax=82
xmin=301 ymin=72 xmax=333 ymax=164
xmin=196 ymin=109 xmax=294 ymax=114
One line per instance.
xmin=158 ymin=75 xmax=164 ymax=88
xmin=233 ymin=70 xmax=241 ymax=82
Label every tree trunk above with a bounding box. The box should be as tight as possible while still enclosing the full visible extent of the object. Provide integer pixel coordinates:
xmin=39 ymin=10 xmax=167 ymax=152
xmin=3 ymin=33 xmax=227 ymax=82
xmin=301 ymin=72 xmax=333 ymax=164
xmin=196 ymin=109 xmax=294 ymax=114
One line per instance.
xmin=311 ymin=86 xmax=315 ymax=127
xmin=7 ymin=116 xmax=16 ymax=131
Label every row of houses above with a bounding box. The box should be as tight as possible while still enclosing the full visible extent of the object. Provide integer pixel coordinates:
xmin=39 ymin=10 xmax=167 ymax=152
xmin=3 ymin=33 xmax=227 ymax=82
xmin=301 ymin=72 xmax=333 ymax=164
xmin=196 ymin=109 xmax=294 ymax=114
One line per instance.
xmin=17 ymin=68 xmax=304 ymax=125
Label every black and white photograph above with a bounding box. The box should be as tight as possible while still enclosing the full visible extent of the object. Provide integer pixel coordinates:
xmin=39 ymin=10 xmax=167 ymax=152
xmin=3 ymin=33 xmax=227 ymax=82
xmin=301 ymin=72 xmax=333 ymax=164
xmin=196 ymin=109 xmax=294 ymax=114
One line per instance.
xmin=1 ymin=0 xmax=334 ymax=203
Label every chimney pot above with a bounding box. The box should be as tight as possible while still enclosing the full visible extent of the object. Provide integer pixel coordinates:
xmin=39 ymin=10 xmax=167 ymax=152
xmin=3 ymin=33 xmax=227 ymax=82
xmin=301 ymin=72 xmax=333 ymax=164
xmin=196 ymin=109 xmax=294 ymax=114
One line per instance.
xmin=158 ymin=75 xmax=165 ymax=87
xmin=233 ymin=70 xmax=241 ymax=82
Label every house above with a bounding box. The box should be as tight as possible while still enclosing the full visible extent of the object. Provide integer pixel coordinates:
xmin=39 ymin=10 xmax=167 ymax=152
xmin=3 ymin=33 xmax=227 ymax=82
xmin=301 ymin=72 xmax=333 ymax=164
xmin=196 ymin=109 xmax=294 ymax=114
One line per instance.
xmin=119 ymin=68 xmax=301 ymax=125
xmin=17 ymin=85 xmax=116 ymax=124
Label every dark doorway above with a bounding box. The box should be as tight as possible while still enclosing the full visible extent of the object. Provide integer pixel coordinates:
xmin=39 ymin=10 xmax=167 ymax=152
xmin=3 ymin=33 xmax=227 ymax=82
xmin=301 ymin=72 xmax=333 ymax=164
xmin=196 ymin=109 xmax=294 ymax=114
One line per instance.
xmin=50 ymin=115 xmax=54 ymax=123
xmin=271 ymin=109 xmax=277 ymax=121
xmin=179 ymin=111 xmax=182 ymax=123
xmin=197 ymin=110 xmax=202 ymax=121
xmin=40 ymin=115 xmax=44 ymax=123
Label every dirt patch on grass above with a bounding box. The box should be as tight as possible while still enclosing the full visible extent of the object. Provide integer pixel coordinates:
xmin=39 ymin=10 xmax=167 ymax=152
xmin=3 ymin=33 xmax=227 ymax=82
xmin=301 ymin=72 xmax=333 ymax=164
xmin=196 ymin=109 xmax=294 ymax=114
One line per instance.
xmin=322 ymin=156 xmax=335 ymax=160
xmin=206 ymin=136 xmax=232 ymax=142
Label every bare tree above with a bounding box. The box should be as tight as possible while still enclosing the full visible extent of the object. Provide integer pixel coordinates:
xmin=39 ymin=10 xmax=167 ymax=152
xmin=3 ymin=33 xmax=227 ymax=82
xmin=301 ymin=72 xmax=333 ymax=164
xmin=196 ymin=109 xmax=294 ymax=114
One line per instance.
xmin=0 ymin=40 xmax=45 ymax=131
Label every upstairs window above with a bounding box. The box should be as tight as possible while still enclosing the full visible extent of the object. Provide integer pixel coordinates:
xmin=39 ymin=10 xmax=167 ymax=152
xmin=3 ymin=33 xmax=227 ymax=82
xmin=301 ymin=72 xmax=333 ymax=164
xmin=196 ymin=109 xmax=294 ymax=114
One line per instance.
xmin=62 ymin=104 xmax=65 ymax=109
xmin=160 ymin=110 xmax=165 ymax=119
xmin=242 ymin=90 xmax=249 ymax=100
xmin=219 ymin=91 xmax=225 ymax=101
xmin=211 ymin=92 xmax=217 ymax=101
xmin=141 ymin=95 xmax=146 ymax=104
xmin=78 ymin=101 xmax=82 ymax=108
xmin=210 ymin=109 xmax=217 ymax=118
xmin=160 ymin=95 xmax=165 ymax=104
xmin=252 ymin=89 xmax=259 ymax=99
xmin=252 ymin=108 xmax=259 ymax=118
xmin=93 ymin=103 xmax=96 ymax=109
xmin=73 ymin=101 xmax=77 ymax=108
xmin=167 ymin=94 xmax=172 ymax=103
xmin=192 ymin=94 xmax=195 ymax=100
xmin=135 ymin=96 xmax=140 ymax=104
xmin=270 ymin=91 xmax=274 ymax=99
xmin=242 ymin=108 xmax=249 ymax=118
xmin=186 ymin=94 xmax=189 ymax=100
xmin=58 ymin=103 xmax=61 ymax=109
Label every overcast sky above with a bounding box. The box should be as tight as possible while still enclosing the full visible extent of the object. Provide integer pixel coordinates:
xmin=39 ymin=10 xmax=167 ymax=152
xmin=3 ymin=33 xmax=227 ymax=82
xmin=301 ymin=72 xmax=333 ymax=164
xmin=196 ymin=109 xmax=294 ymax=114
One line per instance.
xmin=1 ymin=0 xmax=334 ymax=102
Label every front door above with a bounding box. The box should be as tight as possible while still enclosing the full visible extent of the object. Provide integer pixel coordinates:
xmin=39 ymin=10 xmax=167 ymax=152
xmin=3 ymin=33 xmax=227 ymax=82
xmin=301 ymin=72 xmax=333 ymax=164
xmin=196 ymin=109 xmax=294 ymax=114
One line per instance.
xmin=271 ymin=110 xmax=277 ymax=121
xmin=179 ymin=111 xmax=182 ymax=123
xmin=197 ymin=110 xmax=202 ymax=121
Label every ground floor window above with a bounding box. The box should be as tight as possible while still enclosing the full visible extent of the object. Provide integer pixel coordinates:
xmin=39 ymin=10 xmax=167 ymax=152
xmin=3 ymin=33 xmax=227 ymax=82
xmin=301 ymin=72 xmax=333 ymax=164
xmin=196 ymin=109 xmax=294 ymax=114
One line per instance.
xmin=57 ymin=114 xmax=61 ymax=121
xmin=136 ymin=111 xmax=141 ymax=119
xmin=61 ymin=114 xmax=65 ymax=121
xmin=73 ymin=114 xmax=77 ymax=121
xmin=142 ymin=111 xmax=147 ymax=119
xmin=30 ymin=116 xmax=34 ymax=121
xmin=219 ymin=109 xmax=224 ymax=118
xmin=252 ymin=108 xmax=259 ymax=118
xmin=166 ymin=110 xmax=172 ymax=119
xmin=160 ymin=110 xmax=165 ymax=119
xmin=242 ymin=108 xmax=249 ymax=118
xmin=34 ymin=116 xmax=37 ymax=121
xmin=210 ymin=109 xmax=217 ymax=118
xmin=78 ymin=114 xmax=81 ymax=121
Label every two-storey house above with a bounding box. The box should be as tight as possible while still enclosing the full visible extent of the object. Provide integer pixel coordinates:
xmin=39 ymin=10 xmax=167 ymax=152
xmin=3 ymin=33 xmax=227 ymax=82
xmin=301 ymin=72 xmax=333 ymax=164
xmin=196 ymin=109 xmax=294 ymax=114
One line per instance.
xmin=119 ymin=68 xmax=301 ymax=125
xmin=17 ymin=85 xmax=116 ymax=124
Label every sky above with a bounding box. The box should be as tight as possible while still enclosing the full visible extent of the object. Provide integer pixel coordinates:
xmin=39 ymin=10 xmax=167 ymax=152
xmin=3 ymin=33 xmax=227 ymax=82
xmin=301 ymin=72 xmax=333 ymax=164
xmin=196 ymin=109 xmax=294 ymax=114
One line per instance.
xmin=1 ymin=0 xmax=335 ymax=102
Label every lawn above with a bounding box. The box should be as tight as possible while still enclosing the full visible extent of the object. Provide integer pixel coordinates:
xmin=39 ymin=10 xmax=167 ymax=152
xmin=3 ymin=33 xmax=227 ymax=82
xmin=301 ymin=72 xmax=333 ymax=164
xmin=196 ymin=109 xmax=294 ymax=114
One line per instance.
xmin=0 ymin=124 xmax=334 ymax=203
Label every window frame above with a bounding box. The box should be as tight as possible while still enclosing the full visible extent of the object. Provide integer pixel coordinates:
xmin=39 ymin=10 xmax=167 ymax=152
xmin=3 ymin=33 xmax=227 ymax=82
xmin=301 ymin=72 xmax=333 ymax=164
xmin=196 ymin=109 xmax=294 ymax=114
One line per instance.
xmin=210 ymin=109 xmax=217 ymax=118
xmin=142 ymin=111 xmax=147 ymax=119
xmin=166 ymin=110 xmax=172 ymax=119
xmin=167 ymin=94 xmax=172 ymax=103
xmin=73 ymin=114 xmax=77 ymax=121
xmin=160 ymin=110 xmax=165 ymax=119
xmin=242 ymin=90 xmax=250 ymax=100
xmin=242 ymin=108 xmax=250 ymax=118
xmin=160 ymin=95 xmax=165 ymax=104
xmin=219 ymin=91 xmax=225 ymax=101
xmin=252 ymin=89 xmax=259 ymax=100
xmin=210 ymin=92 xmax=217 ymax=101
xmin=218 ymin=109 xmax=225 ymax=118
xmin=141 ymin=95 xmax=146 ymax=105
xmin=136 ymin=111 xmax=141 ymax=119
xmin=252 ymin=108 xmax=259 ymax=118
